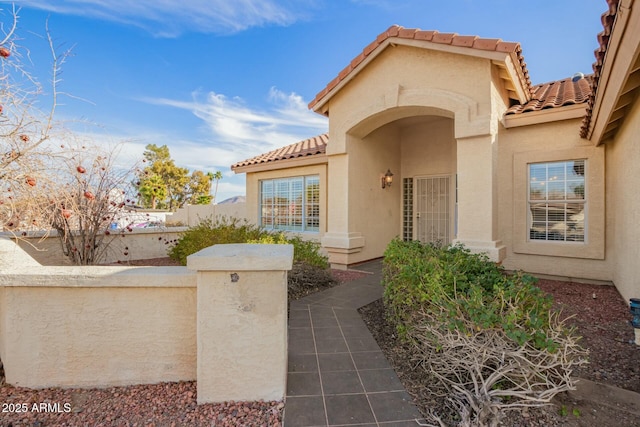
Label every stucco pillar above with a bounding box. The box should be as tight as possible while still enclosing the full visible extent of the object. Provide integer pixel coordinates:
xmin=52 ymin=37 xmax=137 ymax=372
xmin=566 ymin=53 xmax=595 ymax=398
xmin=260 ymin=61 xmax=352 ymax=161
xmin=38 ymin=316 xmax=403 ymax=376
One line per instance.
xmin=187 ymin=243 xmax=293 ymax=404
xmin=321 ymin=153 xmax=365 ymax=269
xmin=454 ymin=134 xmax=506 ymax=262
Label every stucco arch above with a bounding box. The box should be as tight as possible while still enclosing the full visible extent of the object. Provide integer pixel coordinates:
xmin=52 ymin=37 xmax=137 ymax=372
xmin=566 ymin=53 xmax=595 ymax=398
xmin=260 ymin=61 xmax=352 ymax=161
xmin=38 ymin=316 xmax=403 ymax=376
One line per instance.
xmin=341 ymin=86 xmax=490 ymax=143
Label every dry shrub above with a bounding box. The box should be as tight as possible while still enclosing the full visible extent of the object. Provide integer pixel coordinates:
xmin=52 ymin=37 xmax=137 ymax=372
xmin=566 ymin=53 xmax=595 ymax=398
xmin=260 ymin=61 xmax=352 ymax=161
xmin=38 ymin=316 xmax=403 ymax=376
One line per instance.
xmin=287 ymin=261 xmax=336 ymax=300
xmin=409 ymin=309 xmax=587 ymax=427
xmin=383 ymin=239 xmax=588 ymax=426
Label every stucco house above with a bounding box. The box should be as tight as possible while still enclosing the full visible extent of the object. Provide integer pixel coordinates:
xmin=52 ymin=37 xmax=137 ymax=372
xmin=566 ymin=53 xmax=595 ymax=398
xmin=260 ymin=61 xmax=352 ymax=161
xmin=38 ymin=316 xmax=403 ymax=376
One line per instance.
xmin=232 ymin=0 xmax=639 ymax=302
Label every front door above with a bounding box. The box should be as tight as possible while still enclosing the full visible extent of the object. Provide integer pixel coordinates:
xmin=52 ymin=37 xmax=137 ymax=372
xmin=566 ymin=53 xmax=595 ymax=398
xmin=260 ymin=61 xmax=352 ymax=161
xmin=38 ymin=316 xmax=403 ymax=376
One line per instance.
xmin=415 ymin=176 xmax=453 ymax=245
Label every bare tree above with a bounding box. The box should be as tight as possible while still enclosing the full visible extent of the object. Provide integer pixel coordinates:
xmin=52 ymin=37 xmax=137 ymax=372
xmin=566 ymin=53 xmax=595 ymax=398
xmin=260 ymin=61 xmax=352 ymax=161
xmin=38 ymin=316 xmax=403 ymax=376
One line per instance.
xmin=0 ymin=6 xmax=145 ymax=265
xmin=0 ymin=5 xmax=73 ymax=231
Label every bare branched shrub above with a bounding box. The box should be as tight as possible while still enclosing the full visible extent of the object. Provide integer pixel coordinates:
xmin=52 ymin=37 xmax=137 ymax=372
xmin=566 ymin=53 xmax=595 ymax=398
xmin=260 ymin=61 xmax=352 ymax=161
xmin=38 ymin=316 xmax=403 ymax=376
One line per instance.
xmin=409 ymin=309 xmax=588 ymax=427
xmin=0 ymin=8 xmax=71 ymax=174
xmin=36 ymin=145 xmax=141 ymax=265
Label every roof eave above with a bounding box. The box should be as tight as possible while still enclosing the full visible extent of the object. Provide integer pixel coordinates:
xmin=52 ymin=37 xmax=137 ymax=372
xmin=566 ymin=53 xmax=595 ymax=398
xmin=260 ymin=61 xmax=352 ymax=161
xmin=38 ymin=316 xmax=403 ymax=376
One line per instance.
xmin=503 ymin=103 xmax=588 ymax=129
xmin=232 ymin=154 xmax=328 ymax=174
xmin=502 ymin=52 xmax=531 ymax=104
xmin=586 ymin=0 xmax=640 ymax=145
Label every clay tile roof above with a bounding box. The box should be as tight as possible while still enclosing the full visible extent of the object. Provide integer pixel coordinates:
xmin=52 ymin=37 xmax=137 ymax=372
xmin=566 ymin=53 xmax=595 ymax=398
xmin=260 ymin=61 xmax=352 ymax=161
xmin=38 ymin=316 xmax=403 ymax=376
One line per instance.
xmin=505 ymin=75 xmax=593 ymax=115
xmin=309 ymin=25 xmax=532 ymax=110
xmin=231 ymin=133 xmax=328 ymax=171
xmin=580 ymin=0 xmax=619 ymax=138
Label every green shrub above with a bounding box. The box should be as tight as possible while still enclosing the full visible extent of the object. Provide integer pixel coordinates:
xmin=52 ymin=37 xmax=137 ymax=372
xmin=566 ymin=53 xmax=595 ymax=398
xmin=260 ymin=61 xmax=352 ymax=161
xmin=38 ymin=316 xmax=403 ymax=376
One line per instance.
xmin=168 ymin=216 xmax=269 ymax=265
xmin=287 ymin=235 xmax=329 ymax=269
xmin=382 ymin=238 xmax=556 ymax=351
xmin=245 ymin=232 xmax=328 ymax=269
xmin=169 ymin=216 xmax=329 ymax=269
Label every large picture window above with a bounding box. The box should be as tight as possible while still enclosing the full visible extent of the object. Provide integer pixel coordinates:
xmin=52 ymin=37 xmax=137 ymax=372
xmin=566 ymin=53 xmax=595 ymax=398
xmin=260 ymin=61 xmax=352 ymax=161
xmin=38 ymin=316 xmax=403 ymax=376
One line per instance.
xmin=260 ymin=175 xmax=320 ymax=232
xmin=528 ymin=160 xmax=585 ymax=242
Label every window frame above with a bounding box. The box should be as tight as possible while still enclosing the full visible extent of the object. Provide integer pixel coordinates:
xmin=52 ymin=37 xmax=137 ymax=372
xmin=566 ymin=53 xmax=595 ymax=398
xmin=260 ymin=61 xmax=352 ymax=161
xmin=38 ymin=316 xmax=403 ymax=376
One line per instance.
xmin=513 ymin=147 xmax=604 ymax=260
xmin=259 ymin=175 xmax=320 ymax=233
xmin=527 ymin=159 xmax=586 ymax=243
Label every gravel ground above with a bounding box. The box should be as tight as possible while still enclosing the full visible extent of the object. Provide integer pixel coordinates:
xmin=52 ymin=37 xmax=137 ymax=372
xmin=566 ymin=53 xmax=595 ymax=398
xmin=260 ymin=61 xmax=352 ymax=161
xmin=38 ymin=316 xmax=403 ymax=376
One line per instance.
xmin=359 ymin=278 xmax=640 ymax=427
xmin=0 ymin=382 xmax=282 ymax=426
xmin=0 ymin=258 xmax=366 ymax=427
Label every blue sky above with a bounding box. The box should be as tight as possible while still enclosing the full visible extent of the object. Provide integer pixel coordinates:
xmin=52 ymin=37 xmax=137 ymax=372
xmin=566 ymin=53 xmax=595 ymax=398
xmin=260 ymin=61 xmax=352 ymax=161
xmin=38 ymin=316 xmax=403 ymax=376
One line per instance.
xmin=12 ymin=0 xmax=607 ymax=202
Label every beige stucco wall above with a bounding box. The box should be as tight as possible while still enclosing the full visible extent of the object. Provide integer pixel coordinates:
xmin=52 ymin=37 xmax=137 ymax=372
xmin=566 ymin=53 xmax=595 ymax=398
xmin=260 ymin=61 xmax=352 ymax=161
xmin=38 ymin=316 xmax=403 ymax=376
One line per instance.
xmin=400 ymin=118 xmax=456 ymax=179
xmin=497 ymin=118 xmax=612 ymax=281
xmin=320 ymin=43 xmax=508 ymax=266
xmin=188 ymin=244 xmax=292 ymax=403
xmin=345 ymin=125 xmax=402 ymax=262
xmin=325 ymin=46 xmax=494 ymax=148
xmin=1 ymin=282 xmax=197 ymax=389
xmin=0 ymin=239 xmax=292 ymax=402
xmin=7 ymin=228 xmax=186 ymax=265
xmin=0 ymin=242 xmax=197 ymax=388
xmin=605 ymin=96 xmax=640 ymax=302
xmin=166 ymin=203 xmax=247 ymax=226
xmin=245 ymin=163 xmax=327 ymax=240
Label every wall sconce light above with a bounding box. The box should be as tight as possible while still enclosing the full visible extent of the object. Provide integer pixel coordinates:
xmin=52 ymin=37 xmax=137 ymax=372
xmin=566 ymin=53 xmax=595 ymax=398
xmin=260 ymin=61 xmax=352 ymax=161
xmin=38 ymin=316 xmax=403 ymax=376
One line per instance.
xmin=381 ymin=169 xmax=394 ymax=189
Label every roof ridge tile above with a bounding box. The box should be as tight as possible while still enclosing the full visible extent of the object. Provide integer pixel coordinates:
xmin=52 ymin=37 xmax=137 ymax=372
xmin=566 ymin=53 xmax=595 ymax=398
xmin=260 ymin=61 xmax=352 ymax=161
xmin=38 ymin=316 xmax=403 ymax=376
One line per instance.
xmin=432 ymin=32 xmax=457 ymax=44
xmin=308 ymin=25 xmax=533 ymax=110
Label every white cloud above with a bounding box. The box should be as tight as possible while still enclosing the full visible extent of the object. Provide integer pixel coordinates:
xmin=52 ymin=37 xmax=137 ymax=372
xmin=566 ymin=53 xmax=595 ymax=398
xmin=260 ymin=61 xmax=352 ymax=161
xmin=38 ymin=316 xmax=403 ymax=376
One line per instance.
xmin=142 ymin=87 xmax=328 ymax=164
xmin=21 ymin=0 xmax=314 ymax=36
xmin=61 ymin=87 xmax=325 ymax=200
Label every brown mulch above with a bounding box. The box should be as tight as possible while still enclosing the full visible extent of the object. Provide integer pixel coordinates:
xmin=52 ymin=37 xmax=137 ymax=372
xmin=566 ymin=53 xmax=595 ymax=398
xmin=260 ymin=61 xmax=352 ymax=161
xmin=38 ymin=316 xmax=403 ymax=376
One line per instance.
xmin=359 ymin=278 xmax=640 ymax=427
xmin=536 ymin=279 xmax=639 ymax=392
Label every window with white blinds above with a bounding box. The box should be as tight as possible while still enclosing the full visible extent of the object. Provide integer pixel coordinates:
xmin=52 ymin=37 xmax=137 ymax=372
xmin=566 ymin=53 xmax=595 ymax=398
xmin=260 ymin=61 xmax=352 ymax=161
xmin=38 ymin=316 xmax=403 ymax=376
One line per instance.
xmin=528 ymin=160 xmax=585 ymax=242
xmin=259 ymin=175 xmax=320 ymax=232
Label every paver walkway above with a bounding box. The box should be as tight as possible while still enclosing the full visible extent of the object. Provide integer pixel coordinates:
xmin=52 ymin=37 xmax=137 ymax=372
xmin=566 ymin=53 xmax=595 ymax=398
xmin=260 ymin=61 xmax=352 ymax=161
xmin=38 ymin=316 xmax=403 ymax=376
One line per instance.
xmin=283 ymin=260 xmax=425 ymax=426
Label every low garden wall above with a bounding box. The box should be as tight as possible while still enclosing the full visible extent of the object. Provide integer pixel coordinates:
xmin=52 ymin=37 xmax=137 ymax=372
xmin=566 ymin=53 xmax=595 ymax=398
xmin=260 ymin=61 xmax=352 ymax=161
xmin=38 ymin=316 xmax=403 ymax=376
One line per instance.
xmin=0 ymin=238 xmax=292 ymax=403
xmin=166 ymin=203 xmax=247 ymax=227
xmin=3 ymin=227 xmax=188 ymax=265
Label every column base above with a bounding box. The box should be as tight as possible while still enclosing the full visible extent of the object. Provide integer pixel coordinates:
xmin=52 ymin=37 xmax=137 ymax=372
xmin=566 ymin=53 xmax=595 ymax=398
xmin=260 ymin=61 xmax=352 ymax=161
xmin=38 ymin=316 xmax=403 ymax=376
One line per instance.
xmin=321 ymin=232 xmax=366 ymax=269
xmin=452 ymin=239 xmax=506 ymax=263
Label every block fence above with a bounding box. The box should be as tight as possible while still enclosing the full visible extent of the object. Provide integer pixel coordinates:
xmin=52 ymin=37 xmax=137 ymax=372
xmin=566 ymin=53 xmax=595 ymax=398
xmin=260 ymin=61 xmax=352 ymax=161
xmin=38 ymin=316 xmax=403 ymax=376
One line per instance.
xmin=0 ymin=238 xmax=292 ymax=403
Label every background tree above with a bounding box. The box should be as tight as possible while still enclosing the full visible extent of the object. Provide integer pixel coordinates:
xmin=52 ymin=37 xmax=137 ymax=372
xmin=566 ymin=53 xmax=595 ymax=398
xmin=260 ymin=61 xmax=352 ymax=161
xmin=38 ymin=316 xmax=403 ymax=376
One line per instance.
xmin=184 ymin=170 xmax=211 ymax=205
xmin=207 ymin=170 xmax=223 ymax=204
xmin=137 ymin=173 xmax=166 ymax=209
xmin=136 ymin=144 xmax=210 ymax=210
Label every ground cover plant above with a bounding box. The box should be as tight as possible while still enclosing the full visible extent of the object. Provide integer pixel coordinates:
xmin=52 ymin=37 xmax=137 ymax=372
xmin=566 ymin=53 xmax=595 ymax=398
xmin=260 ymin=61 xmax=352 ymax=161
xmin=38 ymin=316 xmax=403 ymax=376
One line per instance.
xmin=382 ymin=238 xmax=588 ymax=426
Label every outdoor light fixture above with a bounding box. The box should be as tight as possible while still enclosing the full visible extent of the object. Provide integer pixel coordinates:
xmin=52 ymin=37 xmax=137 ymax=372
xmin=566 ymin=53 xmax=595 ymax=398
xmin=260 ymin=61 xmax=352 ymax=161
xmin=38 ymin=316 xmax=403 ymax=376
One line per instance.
xmin=381 ymin=169 xmax=394 ymax=189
